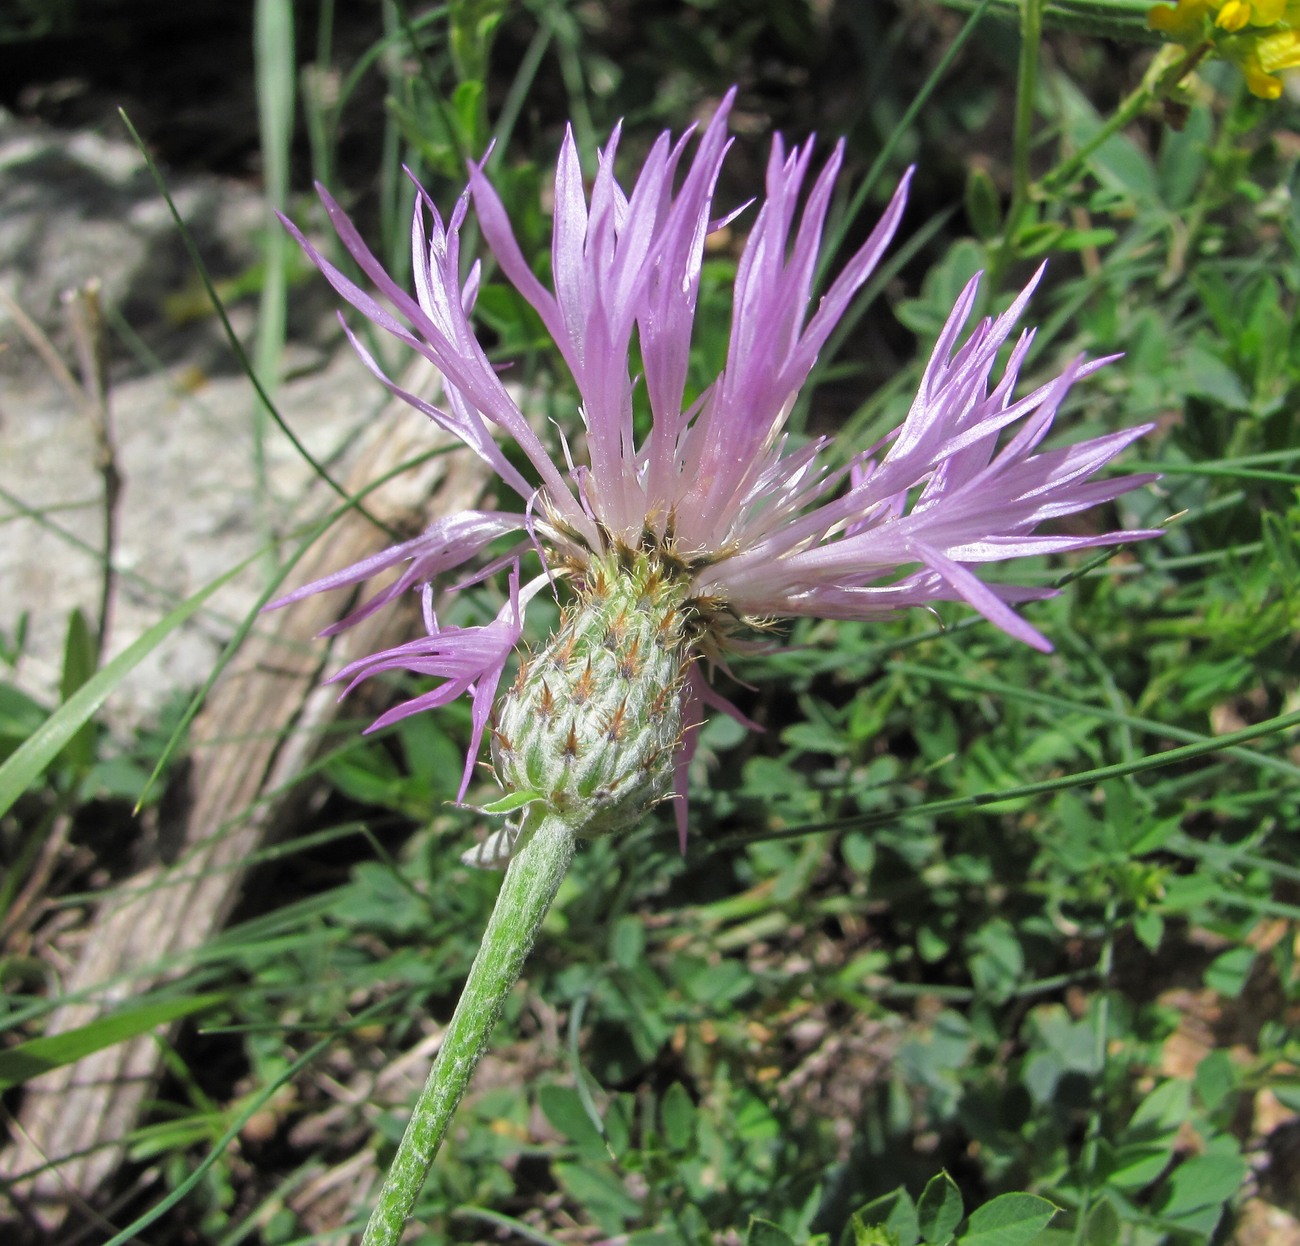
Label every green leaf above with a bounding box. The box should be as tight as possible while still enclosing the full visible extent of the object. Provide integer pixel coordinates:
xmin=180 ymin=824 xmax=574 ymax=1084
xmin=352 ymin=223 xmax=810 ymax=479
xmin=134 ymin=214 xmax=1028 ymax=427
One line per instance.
xmin=0 ymin=682 xmax=48 ymax=760
xmin=1129 ymin=1077 xmax=1192 ymax=1136
xmin=339 ymin=862 xmax=430 ymax=937
xmin=782 ymin=719 xmax=850 ymax=756
xmin=1156 ymin=103 xmax=1210 ymax=208
xmin=1159 ymin=1152 xmax=1247 ymax=1216
xmin=917 ymin=924 xmax=952 ymax=962
xmin=553 ymin=1161 xmax=640 ymax=1232
xmin=847 ymin=1188 xmax=919 ymax=1246
xmin=470 ymin=789 xmax=545 ymax=816
xmin=452 ymin=77 xmax=486 ymax=144
xmin=747 ymin=1218 xmax=799 ymax=1246
xmin=323 ymin=749 xmax=403 ymax=810
xmin=957 ymin=1193 xmax=1057 ymax=1246
xmin=1044 ymin=226 xmax=1117 ymax=253
xmin=680 ymin=955 xmax=752 ymax=1006
xmin=58 ymin=607 xmax=97 ymax=774
xmin=660 ymin=1081 xmax=696 ymax=1152
xmin=894 ymin=239 xmax=985 ymax=339
xmin=968 ymin=920 xmax=1024 ymax=1000
xmin=845 ymin=1225 xmax=902 ymax=1246
xmin=539 ymin=1084 xmax=608 ymax=1161
xmin=964 ymin=167 xmax=1002 ymax=241
xmin=448 ymin=0 xmax=504 ymax=83
xmin=0 ymin=994 xmax=223 ymax=1090
xmin=1106 ymin=1143 xmax=1174 ymax=1191
xmin=0 ymin=558 xmax=246 ymax=820
xmin=1183 ymin=344 xmax=1251 ymax=411
xmin=1194 ymin=1049 xmax=1238 ymax=1112
xmin=1014 ymin=221 xmax=1066 ymax=256
xmin=610 ymin=914 xmax=645 ymax=970
xmin=918 ymin=1172 xmax=964 ymax=1244
xmin=1133 ymin=909 xmax=1164 ymax=952
xmin=1204 ymin=946 xmax=1255 ymax=997
xmin=1082 ymin=1199 xmax=1120 ymax=1246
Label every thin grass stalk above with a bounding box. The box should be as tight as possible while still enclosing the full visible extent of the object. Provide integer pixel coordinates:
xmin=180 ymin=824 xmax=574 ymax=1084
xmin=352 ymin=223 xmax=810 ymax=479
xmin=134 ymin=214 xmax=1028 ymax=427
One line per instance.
xmin=254 ymin=0 xmax=296 ymax=565
xmin=1074 ymin=895 xmax=1118 ymax=1243
xmin=716 ymin=704 xmax=1300 ymax=849
xmin=118 ymin=112 xmax=394 ymax=536
xmin=63 ymin=282 xmax=120 ymax=666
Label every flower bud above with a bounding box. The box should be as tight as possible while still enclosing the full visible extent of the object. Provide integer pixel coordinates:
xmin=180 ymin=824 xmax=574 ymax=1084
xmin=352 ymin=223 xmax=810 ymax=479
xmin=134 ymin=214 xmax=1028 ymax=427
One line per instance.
xmin=492 ymin=549 xmax=694 ymax=836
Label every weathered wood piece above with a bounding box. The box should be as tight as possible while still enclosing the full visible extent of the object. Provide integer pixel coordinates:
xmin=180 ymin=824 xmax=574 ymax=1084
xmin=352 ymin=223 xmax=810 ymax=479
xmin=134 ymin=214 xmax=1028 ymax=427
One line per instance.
xmin=1 ymin=360 xmax=492 ymax=1231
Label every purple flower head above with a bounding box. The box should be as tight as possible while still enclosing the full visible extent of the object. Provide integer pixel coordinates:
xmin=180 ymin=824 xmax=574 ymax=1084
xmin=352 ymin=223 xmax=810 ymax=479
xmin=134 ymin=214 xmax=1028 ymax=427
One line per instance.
xmin=270 ymin=91 xmax=1158 ymax=846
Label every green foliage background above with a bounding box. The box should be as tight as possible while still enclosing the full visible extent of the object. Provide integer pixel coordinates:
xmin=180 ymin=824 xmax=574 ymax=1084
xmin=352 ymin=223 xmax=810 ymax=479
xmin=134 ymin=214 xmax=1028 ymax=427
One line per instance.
xmin=2 ymin=1 xmax=1299 ymax=1243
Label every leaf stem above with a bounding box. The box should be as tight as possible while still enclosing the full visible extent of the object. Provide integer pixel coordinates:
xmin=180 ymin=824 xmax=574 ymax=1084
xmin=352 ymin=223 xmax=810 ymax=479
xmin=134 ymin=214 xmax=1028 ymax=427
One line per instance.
xmin=1011 ymin=0 xmax=1045 ymax=231
xmin=986 ymin=0 xmax=1045 ymax=288
xmin=360 ymin=811 xmax=578 ymax=1246
xmin=1036 ymin=44 xmax=1189 ymax=199
xmin=1074 ymin=894 xmax=1118 ymax=1243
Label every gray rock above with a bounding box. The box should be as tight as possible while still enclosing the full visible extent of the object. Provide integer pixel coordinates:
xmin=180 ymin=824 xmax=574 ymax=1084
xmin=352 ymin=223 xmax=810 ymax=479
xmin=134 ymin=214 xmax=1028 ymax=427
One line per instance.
xmin=0 ymin=108 xmax=387 ymax=732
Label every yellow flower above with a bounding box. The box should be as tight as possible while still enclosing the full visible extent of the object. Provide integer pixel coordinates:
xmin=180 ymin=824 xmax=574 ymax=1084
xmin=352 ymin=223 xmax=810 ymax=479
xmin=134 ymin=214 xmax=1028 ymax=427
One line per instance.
xmin=1149 ymin=0 xmax=1287 ymax=33
xmin=1148 ymin=0 xmax=1300 ymax=97
xmin=1148 ymin=0 xmax=1213 ymax=36
xmin=1238 ymin=27 xmax=1300 ymax=95
xmin=1217 ymin=0 xmax=1287 ymax=29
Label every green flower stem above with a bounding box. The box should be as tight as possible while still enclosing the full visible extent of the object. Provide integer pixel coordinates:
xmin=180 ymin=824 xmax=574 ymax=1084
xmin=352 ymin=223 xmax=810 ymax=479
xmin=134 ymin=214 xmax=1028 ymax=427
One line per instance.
xmin=988 ymin=0 xmax=1046 ymax=287
xmin=360 ymin=810 xmax=578 ymax=1246
xmin=1010 ymin=0 xmax=1045 ymax=233
xmin=990 ymin=40 xmax=1203 ymax=281
xmin=1037 ymin=43 xmax=1193 ymax=198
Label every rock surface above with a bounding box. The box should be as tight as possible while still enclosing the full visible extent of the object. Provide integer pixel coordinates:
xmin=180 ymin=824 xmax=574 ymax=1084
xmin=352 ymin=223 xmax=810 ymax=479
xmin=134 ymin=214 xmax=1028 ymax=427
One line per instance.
xmin=0 ymin=107 xmax=383 ymax=730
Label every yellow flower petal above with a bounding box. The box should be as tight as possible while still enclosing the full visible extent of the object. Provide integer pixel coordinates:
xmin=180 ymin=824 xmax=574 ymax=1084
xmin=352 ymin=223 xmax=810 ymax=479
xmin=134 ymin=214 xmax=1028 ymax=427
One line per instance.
xmin=1148 ymin=2 xmax=1180 ymax=30
xmin=1149 ymin=0 xmax=1212 ymax=34
xmin=1217 ymin=0 xmax=1252 ymax=31
xmin=1252 ymin=0 xmax=1288 ymax=21
xmin=1258 ymin=28 xmax=1300 ymax=70
xmin=1243 ymin=59 xmax=1285 ymax=95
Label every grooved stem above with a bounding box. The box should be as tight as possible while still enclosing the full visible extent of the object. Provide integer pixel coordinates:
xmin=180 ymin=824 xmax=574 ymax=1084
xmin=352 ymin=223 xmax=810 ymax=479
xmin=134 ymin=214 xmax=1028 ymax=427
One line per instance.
xmin=360 ymin=811 xmax=578 ymax=1246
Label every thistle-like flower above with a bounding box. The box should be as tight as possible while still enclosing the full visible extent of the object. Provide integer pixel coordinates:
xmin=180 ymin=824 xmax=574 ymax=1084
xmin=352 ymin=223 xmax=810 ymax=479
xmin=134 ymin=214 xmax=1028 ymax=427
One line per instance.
xmin=272 ymin=91 xmax=1157 ymax=854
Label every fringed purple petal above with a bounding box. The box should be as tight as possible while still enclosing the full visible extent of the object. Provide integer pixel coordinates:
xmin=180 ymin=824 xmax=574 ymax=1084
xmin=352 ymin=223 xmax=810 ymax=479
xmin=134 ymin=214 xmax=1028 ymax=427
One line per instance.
xmin=705 ymin=268 xmax=1157 ymax=646
xmin=266 ymin=511 xmax=526 ymax=637
xmin=677 ymin=155 xmax=911 ymax=548
xmin=918 ymin=544 xmax=1054 ymax=652
xmin=340 ymin=568 xmax=524 ymax=799
xmin=283 ymin=186 xmax=592 ymax=543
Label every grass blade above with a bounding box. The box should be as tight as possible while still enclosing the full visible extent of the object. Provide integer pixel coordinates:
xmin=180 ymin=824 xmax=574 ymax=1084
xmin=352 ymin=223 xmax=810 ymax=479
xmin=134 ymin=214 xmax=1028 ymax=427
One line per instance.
xmin=0 ymin=557 xmax=253 ymax=820
xmin=0 ymin=994 xmax=224 ymax=1091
